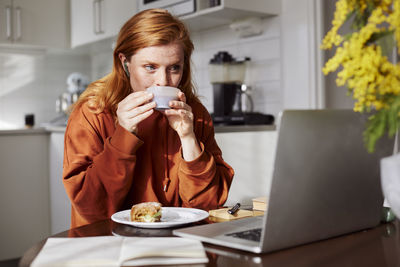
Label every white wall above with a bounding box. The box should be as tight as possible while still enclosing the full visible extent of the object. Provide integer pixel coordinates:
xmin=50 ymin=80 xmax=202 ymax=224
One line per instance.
xmin=0 ymin=50 xmax=91 ymax=129
xmin=281 ymin=0 xmax=325 ymax=109
xmin=191 ymin=17 xmax=282 ymax=116
xmin=0 ymin=1 xmax=323 ymax=129
xmin=0 ymin=1 xmax=327 ymax=128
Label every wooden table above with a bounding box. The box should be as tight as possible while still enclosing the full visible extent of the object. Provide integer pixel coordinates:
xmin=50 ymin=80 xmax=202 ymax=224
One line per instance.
xmin=20 ymin=219 xmax=400 ymax=266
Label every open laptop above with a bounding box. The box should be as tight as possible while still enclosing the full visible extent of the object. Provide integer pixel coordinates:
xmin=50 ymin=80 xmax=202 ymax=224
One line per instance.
xmin=173 ymin=109 xmax=394 ymax=253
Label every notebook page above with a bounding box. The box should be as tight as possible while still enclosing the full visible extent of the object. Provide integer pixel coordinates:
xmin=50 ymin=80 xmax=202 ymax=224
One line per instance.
xmin=31 ymin=236 xmax=123 ymax=267
xmin=120 ymin=237 xmax=208 ymax=266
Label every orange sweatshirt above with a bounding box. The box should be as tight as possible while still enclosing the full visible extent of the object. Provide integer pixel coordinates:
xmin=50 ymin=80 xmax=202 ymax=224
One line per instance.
xmin=63 ymin=99 xmax=234 ymax=228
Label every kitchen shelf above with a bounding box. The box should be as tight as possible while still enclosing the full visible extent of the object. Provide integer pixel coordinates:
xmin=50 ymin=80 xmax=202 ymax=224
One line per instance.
xmin=181 ymin=0 xmax=280 ymax=32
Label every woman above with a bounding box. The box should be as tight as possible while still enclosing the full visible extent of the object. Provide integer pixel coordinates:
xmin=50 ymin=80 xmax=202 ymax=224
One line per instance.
xmin=63 ymin=9 xmax=234 ymax=228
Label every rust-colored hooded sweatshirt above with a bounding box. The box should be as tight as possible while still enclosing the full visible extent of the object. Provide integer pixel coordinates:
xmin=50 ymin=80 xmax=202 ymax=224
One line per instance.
xmin=63 ymin=99 xmax=234 ymax=228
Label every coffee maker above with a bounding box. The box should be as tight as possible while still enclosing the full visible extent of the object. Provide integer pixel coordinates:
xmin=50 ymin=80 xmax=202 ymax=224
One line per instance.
xmin=208 ymin=51 xmax=274 ymax=125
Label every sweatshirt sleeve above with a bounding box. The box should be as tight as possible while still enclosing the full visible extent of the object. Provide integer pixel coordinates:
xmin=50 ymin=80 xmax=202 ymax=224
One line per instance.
xmin=62 ymin=104 xmax=143 ymax=224
xmin=178 ymin=102 xmax=234 ymax=210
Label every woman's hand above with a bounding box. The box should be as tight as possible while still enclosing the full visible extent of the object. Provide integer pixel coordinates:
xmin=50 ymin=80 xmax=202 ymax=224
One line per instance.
xmin=165 ymin=92 xmax=201 ymax=161
xmin=164 ymin=92 xmax=194 ymax=138
xmin=116 ymin=91 xmax=156 ymax=133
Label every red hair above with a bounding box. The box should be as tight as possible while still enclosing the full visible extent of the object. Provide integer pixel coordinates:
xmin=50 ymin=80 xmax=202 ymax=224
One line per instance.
xmin=75 ymin=9 xmax=197 ymax=116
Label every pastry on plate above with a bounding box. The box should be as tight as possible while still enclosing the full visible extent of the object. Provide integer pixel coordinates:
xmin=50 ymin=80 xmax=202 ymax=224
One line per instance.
xmin=130 ymin=202 xmax=162 ymax=222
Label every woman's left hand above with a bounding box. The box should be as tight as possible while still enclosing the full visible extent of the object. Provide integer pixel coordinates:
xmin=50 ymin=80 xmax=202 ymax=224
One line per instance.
xmin=164 ymin=92 xmax=194 ymax=138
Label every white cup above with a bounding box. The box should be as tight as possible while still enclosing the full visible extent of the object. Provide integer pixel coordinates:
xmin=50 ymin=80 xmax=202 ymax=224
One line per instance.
xmin=147 ymin=86 xmax=180 ymax=110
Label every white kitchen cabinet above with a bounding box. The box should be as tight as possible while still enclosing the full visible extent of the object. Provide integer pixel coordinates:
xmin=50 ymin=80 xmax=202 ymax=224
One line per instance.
xmin=70 ymin=0 xmax=137 ymax=48
xmin=0 ymin=0 xmax=12 ymax=45
xmin=182 ymin=0 xmax=281 ymax=32
xmin=0 ymin=0 xmax=69 ymax=48
xmin=49 ymin=129 xmax=70 ymax=234
xmin=215 ymin=129 xmax=277 ymax=206
xmin=0 ymin=130 xmax=50 ymax=260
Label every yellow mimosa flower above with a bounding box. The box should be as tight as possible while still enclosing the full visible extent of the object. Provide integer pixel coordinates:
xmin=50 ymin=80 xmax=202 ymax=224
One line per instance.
xmin=321 ymin=0 xmax=400 ymax=152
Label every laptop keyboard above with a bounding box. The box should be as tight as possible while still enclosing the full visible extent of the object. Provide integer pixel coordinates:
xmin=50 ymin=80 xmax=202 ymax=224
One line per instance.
xmin=226 ymin=228 xmax=262 ymax=242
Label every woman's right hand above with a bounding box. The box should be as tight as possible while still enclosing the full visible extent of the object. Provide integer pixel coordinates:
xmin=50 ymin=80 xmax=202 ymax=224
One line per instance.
xmin=116 ymin=91 xmax=156 ymax=133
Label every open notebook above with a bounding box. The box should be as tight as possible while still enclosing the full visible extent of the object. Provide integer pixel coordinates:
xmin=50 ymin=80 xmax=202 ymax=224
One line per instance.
xmin=30 ymin=236 xmax=208 ymax=266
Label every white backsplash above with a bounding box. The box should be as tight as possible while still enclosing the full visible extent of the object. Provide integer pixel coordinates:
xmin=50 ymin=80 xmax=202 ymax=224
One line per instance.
xmin=0 ymin=16 xmax=282 ymax=129
xmin=0 ymin=51 xmax=91 ymax=129
xmin=190 ymin=16 xmax=282 ymax=115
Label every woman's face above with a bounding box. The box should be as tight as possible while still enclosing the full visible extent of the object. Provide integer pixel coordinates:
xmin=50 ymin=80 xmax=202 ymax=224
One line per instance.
xmin=123 ymin=41 xmax=184 ymax=92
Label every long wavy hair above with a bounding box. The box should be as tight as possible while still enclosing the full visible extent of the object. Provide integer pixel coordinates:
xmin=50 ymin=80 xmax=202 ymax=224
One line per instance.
xmin=74 ymin=9 xmax=197 ymax=117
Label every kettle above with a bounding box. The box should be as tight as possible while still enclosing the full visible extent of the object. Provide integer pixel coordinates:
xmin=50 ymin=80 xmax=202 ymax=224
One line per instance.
xmin=56 ymin=92 xmax=79 ymax=115
xmin=232 ymin=84 xmax=254 ymax=114
xmin=56 ymin=72 xmax=89 ymax=115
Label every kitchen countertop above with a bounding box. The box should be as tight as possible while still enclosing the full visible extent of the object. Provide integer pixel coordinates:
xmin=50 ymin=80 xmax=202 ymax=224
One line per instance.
xmin=42 ymin=125 xmax=67 ymax=133
xmin=0 ymin=127 xmax=49 ymax=136
xmin=0 ymin=124 xmax=68 ymax=135
xmin=214 ymin=124 xmax=275 ymax=133
xmin=0 ymin=124 xmax=276 ymax=136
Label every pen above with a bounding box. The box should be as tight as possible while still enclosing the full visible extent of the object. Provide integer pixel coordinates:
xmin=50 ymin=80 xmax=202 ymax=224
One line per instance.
xmin=227 ymin=203 xmax=241 ymax=215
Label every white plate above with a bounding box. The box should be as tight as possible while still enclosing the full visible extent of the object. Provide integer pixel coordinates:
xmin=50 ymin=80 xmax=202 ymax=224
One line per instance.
xmin=111 ymin=207 xmax=209 ymax=228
